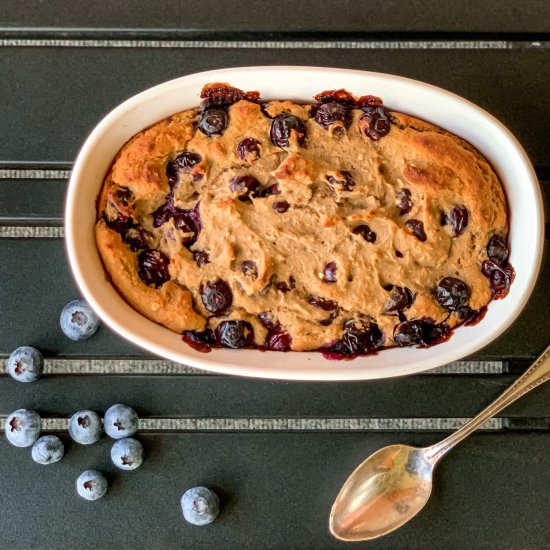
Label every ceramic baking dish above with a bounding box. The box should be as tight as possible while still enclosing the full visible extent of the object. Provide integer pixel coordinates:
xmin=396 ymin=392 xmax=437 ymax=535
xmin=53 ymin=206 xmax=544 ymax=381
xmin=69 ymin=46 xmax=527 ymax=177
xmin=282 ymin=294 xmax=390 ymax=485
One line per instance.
xmin=65 ymin=66 xmax=543 ymax=380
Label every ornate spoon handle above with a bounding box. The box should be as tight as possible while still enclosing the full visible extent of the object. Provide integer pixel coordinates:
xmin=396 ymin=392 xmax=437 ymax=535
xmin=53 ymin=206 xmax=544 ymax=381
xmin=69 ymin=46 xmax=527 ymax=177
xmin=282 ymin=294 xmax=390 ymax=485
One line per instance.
xmin=425 ymin=344 xmax=550 ymax=464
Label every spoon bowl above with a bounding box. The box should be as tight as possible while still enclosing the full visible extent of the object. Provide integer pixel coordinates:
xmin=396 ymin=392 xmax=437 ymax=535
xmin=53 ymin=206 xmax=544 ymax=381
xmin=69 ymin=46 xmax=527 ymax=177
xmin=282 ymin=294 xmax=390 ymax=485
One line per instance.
xmin=329 ymin=344 xmax=550 ymax=542
xmin=330 ymin=445 xmax=434 ymax=541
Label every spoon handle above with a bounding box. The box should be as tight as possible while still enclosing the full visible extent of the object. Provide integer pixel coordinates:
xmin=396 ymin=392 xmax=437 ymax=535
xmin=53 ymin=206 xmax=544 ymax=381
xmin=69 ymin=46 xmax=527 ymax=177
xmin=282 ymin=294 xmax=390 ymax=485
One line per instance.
xmin=425 ymin=344 xmax=550 ymax=464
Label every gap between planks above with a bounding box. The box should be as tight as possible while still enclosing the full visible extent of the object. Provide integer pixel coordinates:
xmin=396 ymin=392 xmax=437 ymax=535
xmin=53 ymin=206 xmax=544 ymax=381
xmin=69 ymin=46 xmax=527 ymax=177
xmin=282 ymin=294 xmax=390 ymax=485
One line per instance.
xmin=0 ymin=416 xmax=503 ymax=432
xmin=0 ymin=358 xmax=503 ymax=376
xmin=0 ymin=38 xmax=525 ymax=49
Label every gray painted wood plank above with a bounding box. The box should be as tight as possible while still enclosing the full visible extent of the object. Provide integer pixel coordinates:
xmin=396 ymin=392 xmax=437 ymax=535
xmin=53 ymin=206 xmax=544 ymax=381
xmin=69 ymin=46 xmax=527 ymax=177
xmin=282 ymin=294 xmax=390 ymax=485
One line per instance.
xmin=1 ymin=0 xmax=549 ymax=34
xmin=0 ymin=372 xmax=549 ymax=418
xmin=0 ymin=48 xmax=549 ymax=168
xmin=1 ymin=432 xmax=549 ymax=549
xmin=0 ymin=239 xmax=547 ymax=360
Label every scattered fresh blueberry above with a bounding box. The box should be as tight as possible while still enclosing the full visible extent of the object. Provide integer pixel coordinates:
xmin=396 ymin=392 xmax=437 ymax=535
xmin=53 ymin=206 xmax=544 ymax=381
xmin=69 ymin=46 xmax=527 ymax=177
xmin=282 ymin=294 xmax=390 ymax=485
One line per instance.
xmin=270 ymin=114 xmax=306 ymax=148
xmin=200 ymin=280 xmax=233 ymax=316
xmin=104 ymin=404 xmax=138 ymax=440
xmin=181 ymin=486 xmax=220 ymax=526
xmin=60 ymin=300 xmax=100 ymax=341
xmin=352 ymin=224 xmax=377 ymax=243
xmin=111 ymin=438 xmax=144 ymax=471
xmin=137 ymin=249 xmax=171 ymax=288
xmin=198 ymin=109 xmax=228 ymax=136
xmin=69 ymin=410 xmax=103 ymax=445
xmin=76 ymin=470 xmax=108 ymax=501
xmin=7 ymin=346 xmax=44 ymax=383
xmin=359 ymin=105 xmax=391 ymax=140
xmin=215 ymin=320 xmax=254 ymax=349
xmin=4 ymin=409 xmax=41 ymax=447
xmin=31 ymin=435 xmax=64 ymax=465
xmin=434 ymin=277 xmax=470 ymax=312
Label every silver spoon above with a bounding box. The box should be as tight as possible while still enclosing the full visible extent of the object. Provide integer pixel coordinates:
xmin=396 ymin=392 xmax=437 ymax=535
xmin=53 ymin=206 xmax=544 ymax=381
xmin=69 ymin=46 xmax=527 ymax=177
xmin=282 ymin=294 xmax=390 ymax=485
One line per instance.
xmin=330 ymin=344 xmax=550 ymax=542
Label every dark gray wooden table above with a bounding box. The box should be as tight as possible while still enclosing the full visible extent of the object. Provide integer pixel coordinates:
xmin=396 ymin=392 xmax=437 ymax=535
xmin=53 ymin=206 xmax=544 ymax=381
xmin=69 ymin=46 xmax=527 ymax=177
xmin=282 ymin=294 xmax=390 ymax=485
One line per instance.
xmin=1 ymin=2 xmax=549 ymax=548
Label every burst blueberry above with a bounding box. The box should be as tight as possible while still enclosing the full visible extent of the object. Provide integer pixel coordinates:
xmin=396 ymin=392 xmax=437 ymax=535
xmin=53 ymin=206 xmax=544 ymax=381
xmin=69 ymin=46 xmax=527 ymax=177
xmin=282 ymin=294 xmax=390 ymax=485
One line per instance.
xmin=104 ymin=404 xmax=138 ymax=439
xmin=31 ymin=435 xmax=64 ymax=465
xmin=4 ymin=409 xmax=41 ymax=447
xmin=7 ymin=346 xmax=44 ymax=383
xmin=181 ymin=486 xmax=220 ymax=526
xmin=111 ymin=438 xmax=143 ymax=471
xmin=60 ymin=300 xmax=100 ymax=341
xmin=76 ymin=470 xmax=108 ymax=501
xmin=69 ymin=410 xmax=103 ymax=445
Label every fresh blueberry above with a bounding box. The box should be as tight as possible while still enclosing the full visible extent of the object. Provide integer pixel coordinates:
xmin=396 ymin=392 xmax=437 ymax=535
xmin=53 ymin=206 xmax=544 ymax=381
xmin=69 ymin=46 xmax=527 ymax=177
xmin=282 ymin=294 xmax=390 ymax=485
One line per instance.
xmin=31 ymin=435 xmax=64 ymax=465
xmin=7 ymin=346 xmax=44 ymax=383
xmin=4 ymin=409 xmax=41 ymax=447
xmin=104 ymin=404 xmax=138 ymax=439
xmin=181 ymin=486 xmax=220 ymax=526
xmin=60 ymin=300 xmax=100 ymax=341
xmin=111 ymin=438 xmax=144 ymax=471
xmin=69 ymin=410 xmax=103 ymax=445
xmin=76 ymin=470 xmax=108 ymax=501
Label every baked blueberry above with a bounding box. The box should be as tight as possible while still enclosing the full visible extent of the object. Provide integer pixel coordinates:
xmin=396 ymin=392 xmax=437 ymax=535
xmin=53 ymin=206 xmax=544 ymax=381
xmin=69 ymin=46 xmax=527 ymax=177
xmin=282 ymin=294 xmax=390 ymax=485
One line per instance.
xmin=270 ymin=114 xmax=306 ymax=148
xmin=138 ymin=249 xmax=171 ymax=288
xmin=394 ymin=319 xmax=451 ymax=347
xmin=193 ymin=250 xmax=210 ymax=267
xmin=76 ymin=470 xmax=108 ymax=501
xmin=448 ymin=205 xmax=469 ymax=237
xmin=352 ymin=224 xmax=377 ymax=243
xmin=405 ymin=219 xmax=427 ymax=242
xmin=7 ymin=346 xmax=44 ymax=383
xmin=486 ymin=234 xmax=509 ymax=265
xmin=69 ymin=410 xmax=102 ymax=445
xmin=215 ymin=320 xmax=254 ymax=349
xmin=181 ymin=487 xmax=220 ymax=526
xmin=359 ymin=105 xmax=391 ymax=140
xmin=182 ymin=329 xmax=218 ymax=353
xmin=272 ymin=200 xmax=290 ymax=213
xmin=104 ymin=404 xmax=138 ymax=440
xmin=60 ymin=300 xmax=100 ymax=341
xmin=241 ymin=260 xmax=258 ymax=280
xmin=31 ymin=435 xmax=64 ymax=465
xmin=384 ymin=286 xmax=415 ymax=313
xmin=198 ymin=109 xmax=228 ymax=136
xmin=326 ymin=319 xmax=384 ymax=356
xmin=4 ymin=409 xmax=41 ymax=447
xmin=434 ymin=277 xmax=470 ymax=312
xmin=230 ymin=175 xmax=260 ymax=201
xmin=314 ymin=102 xmax=349 ymax=129
xmin=237 ymin=138 xmax=261 ymax=162
xmin=326 ymin=171 xmax=354 ymax=192
xmin=167 ymin=151 xmax=202 ymax=187
xmin=111 ymin=438 xmax=143 ymax=471
xmin=396 ymin=189 xmax=413 ymax=215
xmin=323 ymin=262 xmax=338 ymax=283
xmin=200 ymin=280 xmax=233 ymax=316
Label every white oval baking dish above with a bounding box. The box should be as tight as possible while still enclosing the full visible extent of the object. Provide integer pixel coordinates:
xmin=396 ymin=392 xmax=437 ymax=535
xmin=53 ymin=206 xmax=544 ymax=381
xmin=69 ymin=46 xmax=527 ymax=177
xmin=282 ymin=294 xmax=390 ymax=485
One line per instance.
xmin=65 ymin=66 xmax=543 ymax=380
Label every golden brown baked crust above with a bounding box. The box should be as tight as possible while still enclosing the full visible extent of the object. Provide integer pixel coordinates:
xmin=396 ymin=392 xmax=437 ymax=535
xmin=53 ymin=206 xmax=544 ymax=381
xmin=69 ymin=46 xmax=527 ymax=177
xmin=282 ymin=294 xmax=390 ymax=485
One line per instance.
xmin=95 ymin=84 xmax=512 ymax=356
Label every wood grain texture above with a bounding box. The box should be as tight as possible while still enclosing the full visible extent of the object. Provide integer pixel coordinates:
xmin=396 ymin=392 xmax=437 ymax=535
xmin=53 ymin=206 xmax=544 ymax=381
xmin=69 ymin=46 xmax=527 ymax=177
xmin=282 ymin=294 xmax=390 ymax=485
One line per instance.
xmin=0 ymin=48 xmax=548 ymax=168
xmin=1 ymin=0 xmax=549 ymax=34
xmin=1 ymin=433 xmax=550 ymax=549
